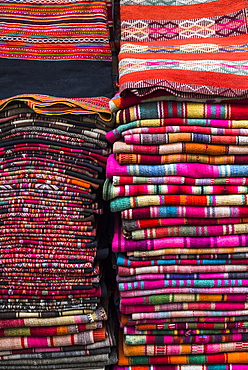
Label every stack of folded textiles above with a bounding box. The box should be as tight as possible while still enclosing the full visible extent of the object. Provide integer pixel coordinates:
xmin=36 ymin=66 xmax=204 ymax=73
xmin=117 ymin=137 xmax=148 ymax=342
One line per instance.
xmin=0 ymin=96 xmax=117 ymax=369
xmin=104 ymin=99 xmax=248 ymax=369
xmin=103 ymin=0 xmax=248 ymax=368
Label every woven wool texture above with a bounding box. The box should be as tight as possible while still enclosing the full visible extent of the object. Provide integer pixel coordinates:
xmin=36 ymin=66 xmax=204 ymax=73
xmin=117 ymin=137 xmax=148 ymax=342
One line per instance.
xmin=105 ymin=101 xmax=248 ymax=367
xmin=104 ymin=3 xmax=248 ymax=365
xmin=104 ymin=101 xmax=248 ymax=365
xmin=109 ymin=0 xmax=248 ymax=111
xmin=0 ymin=1 xmax=119 ymax=367
xmin=0 ymin=0 xmax=114 ymax=98
xmin=0 ymin=98 xmax=117 ymax=369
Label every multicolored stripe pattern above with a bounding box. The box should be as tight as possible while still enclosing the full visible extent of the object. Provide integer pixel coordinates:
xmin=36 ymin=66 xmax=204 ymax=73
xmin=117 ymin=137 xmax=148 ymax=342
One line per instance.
xmin=105 ymin=97 xmax=248 ymax=367
xmin=110 ymin=0 xmax=248 ymax=110
xmin=0 ymin=0 xmax=111 ymax=61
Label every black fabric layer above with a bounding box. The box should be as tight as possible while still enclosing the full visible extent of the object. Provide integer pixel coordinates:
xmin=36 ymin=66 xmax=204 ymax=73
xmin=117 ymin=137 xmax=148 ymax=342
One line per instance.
xmin=0 ymin=59 xmax=114 ymax=99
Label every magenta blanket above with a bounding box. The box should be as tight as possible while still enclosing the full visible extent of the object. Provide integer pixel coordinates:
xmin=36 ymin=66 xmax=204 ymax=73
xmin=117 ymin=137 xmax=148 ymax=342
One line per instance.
xmin=113 ymin=221 xmax=248 ymax=252
xmin=106 ymin=154 xmax=248 ymax=179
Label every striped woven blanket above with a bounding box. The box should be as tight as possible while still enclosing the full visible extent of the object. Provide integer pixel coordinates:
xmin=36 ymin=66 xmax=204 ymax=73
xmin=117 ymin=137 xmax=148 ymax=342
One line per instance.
xmin=114 ymin=364 xmax=248 ymax=370
xmin=0 ymin=95 xmax=114 ymax=125
xmin=106 ymin=154 xmax=248 ymax=179
xmin=117 ymin=331 xmax=248 ymax=365
xmin=110 ymin=194 xmax=248 ymax=211
xmin=113 ymin=217 xmax=248 ymax=252
xmin=0 ymin=0 xmax=114 ymax=98
xmin=113 ymin=142 xmax=248 ymax=157
xmin=116 ymin=101 xmax=248 ymax=125
xmin=116 ymin=153 xmax=248 ymax=165
xmin=112 ymin=175 xmax=248 ymax=186
xmin=110 ymin=0 xmax=248 ymax=111
xmin=113 ymin=366 xmax=248 ymax=370
xmin=107 ymin=118 xmax=248 ymax=143
xmin=122 ymin=133 xmax=248 ymax=146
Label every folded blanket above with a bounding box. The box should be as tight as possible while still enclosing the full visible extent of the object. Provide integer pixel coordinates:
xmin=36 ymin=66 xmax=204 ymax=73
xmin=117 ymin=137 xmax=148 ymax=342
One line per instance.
xmin=0 ymin=322 xmax=102 ymax=337
xmin=111 ymin=194 xmax=248 ymax=212
xmin=118 ymin=333 xmax=248 ymax=365
xmin=113 ymin=218 xmax=248 ymax=252
xmin=120 ymin=286 xmax=248 ymax=297
xmin=119 ymin=279 xmax=248 ymax=291
xmin=0 ymin=307 xmax=107 ymax=329
xmin=118 ymin=252 xmax=248 ymax=264
xmin=121 ymin=301 xmax=248 ymax=314
xmin=0 ymin=352 xmax=109 ymax=366
xmin=107 ymin=154 xmax=248 ymax=180
xmin=122 ymin=314 xmax=248 ymax=325
xmin=116 ymin=102 xmax=248 ymax=125
xmin=114 ymin=365 xmax=248 ymax=370
xmin=127 ymin=223 xmax=248 ymax=240
xmin=0 ymin=327 xmax=106 ymax=351
xmin=118 ymin=272 xmax=248 ymax=285
xmin=121 ymin=205 xmax=248 ymax=219
xmin=110 ymin=0 xmax=248 ymax=111
xmin=116 ymin=153 xmax=248 ymax=165
xmin=134 ymin=321 xmax=248 ymax=330
xmin=104 ymin=180 xmax=248 ymax=200
xmin=123 ymin=132 xmax=248 ymax=146
xmin=119 ymin=258 xmax=248 ymax=267
xmin=123 ymin=340 xmax=248 ymax=356
xmin=120 ymin=125 xmax=248 ymax=137
xmin=105 ymin=141 xmax=248 ymax=156
xmin=0 ymin=96 xmax=114 ymax=125
xmin=106 ymin=118 xmax=248 ymax=143
xmin=0 ymin=336 xmax=113 ymax=355
xmin=122 ymin=217 xmax=248 ymax=230
xmin=124 ymin=327 xmax=248 ymax=336
xmin=124 ymin=332 xmax=248 ymax=345
xmin=112 ymin=175 xmax=248 ymax=186
xmin=118 ymin=264 xmax=248 ymax=276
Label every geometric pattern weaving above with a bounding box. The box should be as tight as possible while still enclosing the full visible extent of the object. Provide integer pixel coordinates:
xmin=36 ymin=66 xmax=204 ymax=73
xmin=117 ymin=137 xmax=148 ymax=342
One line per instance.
xmin=110 ymin=0 xmax=248 ymax=111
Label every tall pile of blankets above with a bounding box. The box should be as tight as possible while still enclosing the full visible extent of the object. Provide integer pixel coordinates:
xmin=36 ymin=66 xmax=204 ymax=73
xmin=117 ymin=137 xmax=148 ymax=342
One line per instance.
xmin=103 ymin=0 xmax=248 ymax=369
xmin=0 ymin=0 xmax=119 ymax=368
xmin=0 ymin=96 xmax=118 ymax=369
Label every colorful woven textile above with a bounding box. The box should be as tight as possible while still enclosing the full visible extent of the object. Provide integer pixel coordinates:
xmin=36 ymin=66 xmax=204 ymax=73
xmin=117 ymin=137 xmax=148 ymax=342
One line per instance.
xmin=123 ymin=341 xmax=248 ymax=355
xmin=0 ymin=328 xmax=106 ymax=351
xmin=105 ymin=96 xmax=248 ymax=367
xmin=116 ymin=101 xmax=248 ymax=124
xmin=0 ymin=103 xmax=118 ymax=368
xmin=112 ymin=142 xmax=248 ymax=157
xmin=112 ymin=123 xmax=248 ymax=138
xmin=112 ymin=220 xmax=248 ymax=252
xmin=0 ymin=307 xmax=107 ymax=329
xmin=110 ymin=193 xmax=248 ymax=210
xmin=109 ymin=0 xmax=248 ymax=111
xmin=122 ymin=302 xmax=248 ymax=314
xmin=117 ymin=331 xmax=248 ymax=365
xmin=106 ymin=118 xmax=248 ymax=143
xmin=104 ymin=178 xmax=248 ymax=200
xmin=112 ymin=175 xmax=248 ymax=186
xmin=0 ymin=0 xmax=114 ymax=98
xmin=0 ymin=96 xmax=114 ymax=126
xmin=114 ymin=366 xmax=248 ymax=370
xmin=123 ymin=132 xmax=248 ymax=146
xmin=122 ymin=217 xmax=248 ymax=230
xmin=116 ymin=153 xmax=248 ymax=165
xmin=121 ymin=205 xmax=248 ymax=219
xmin=106 ymin=154 xmax=248 ymax=179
